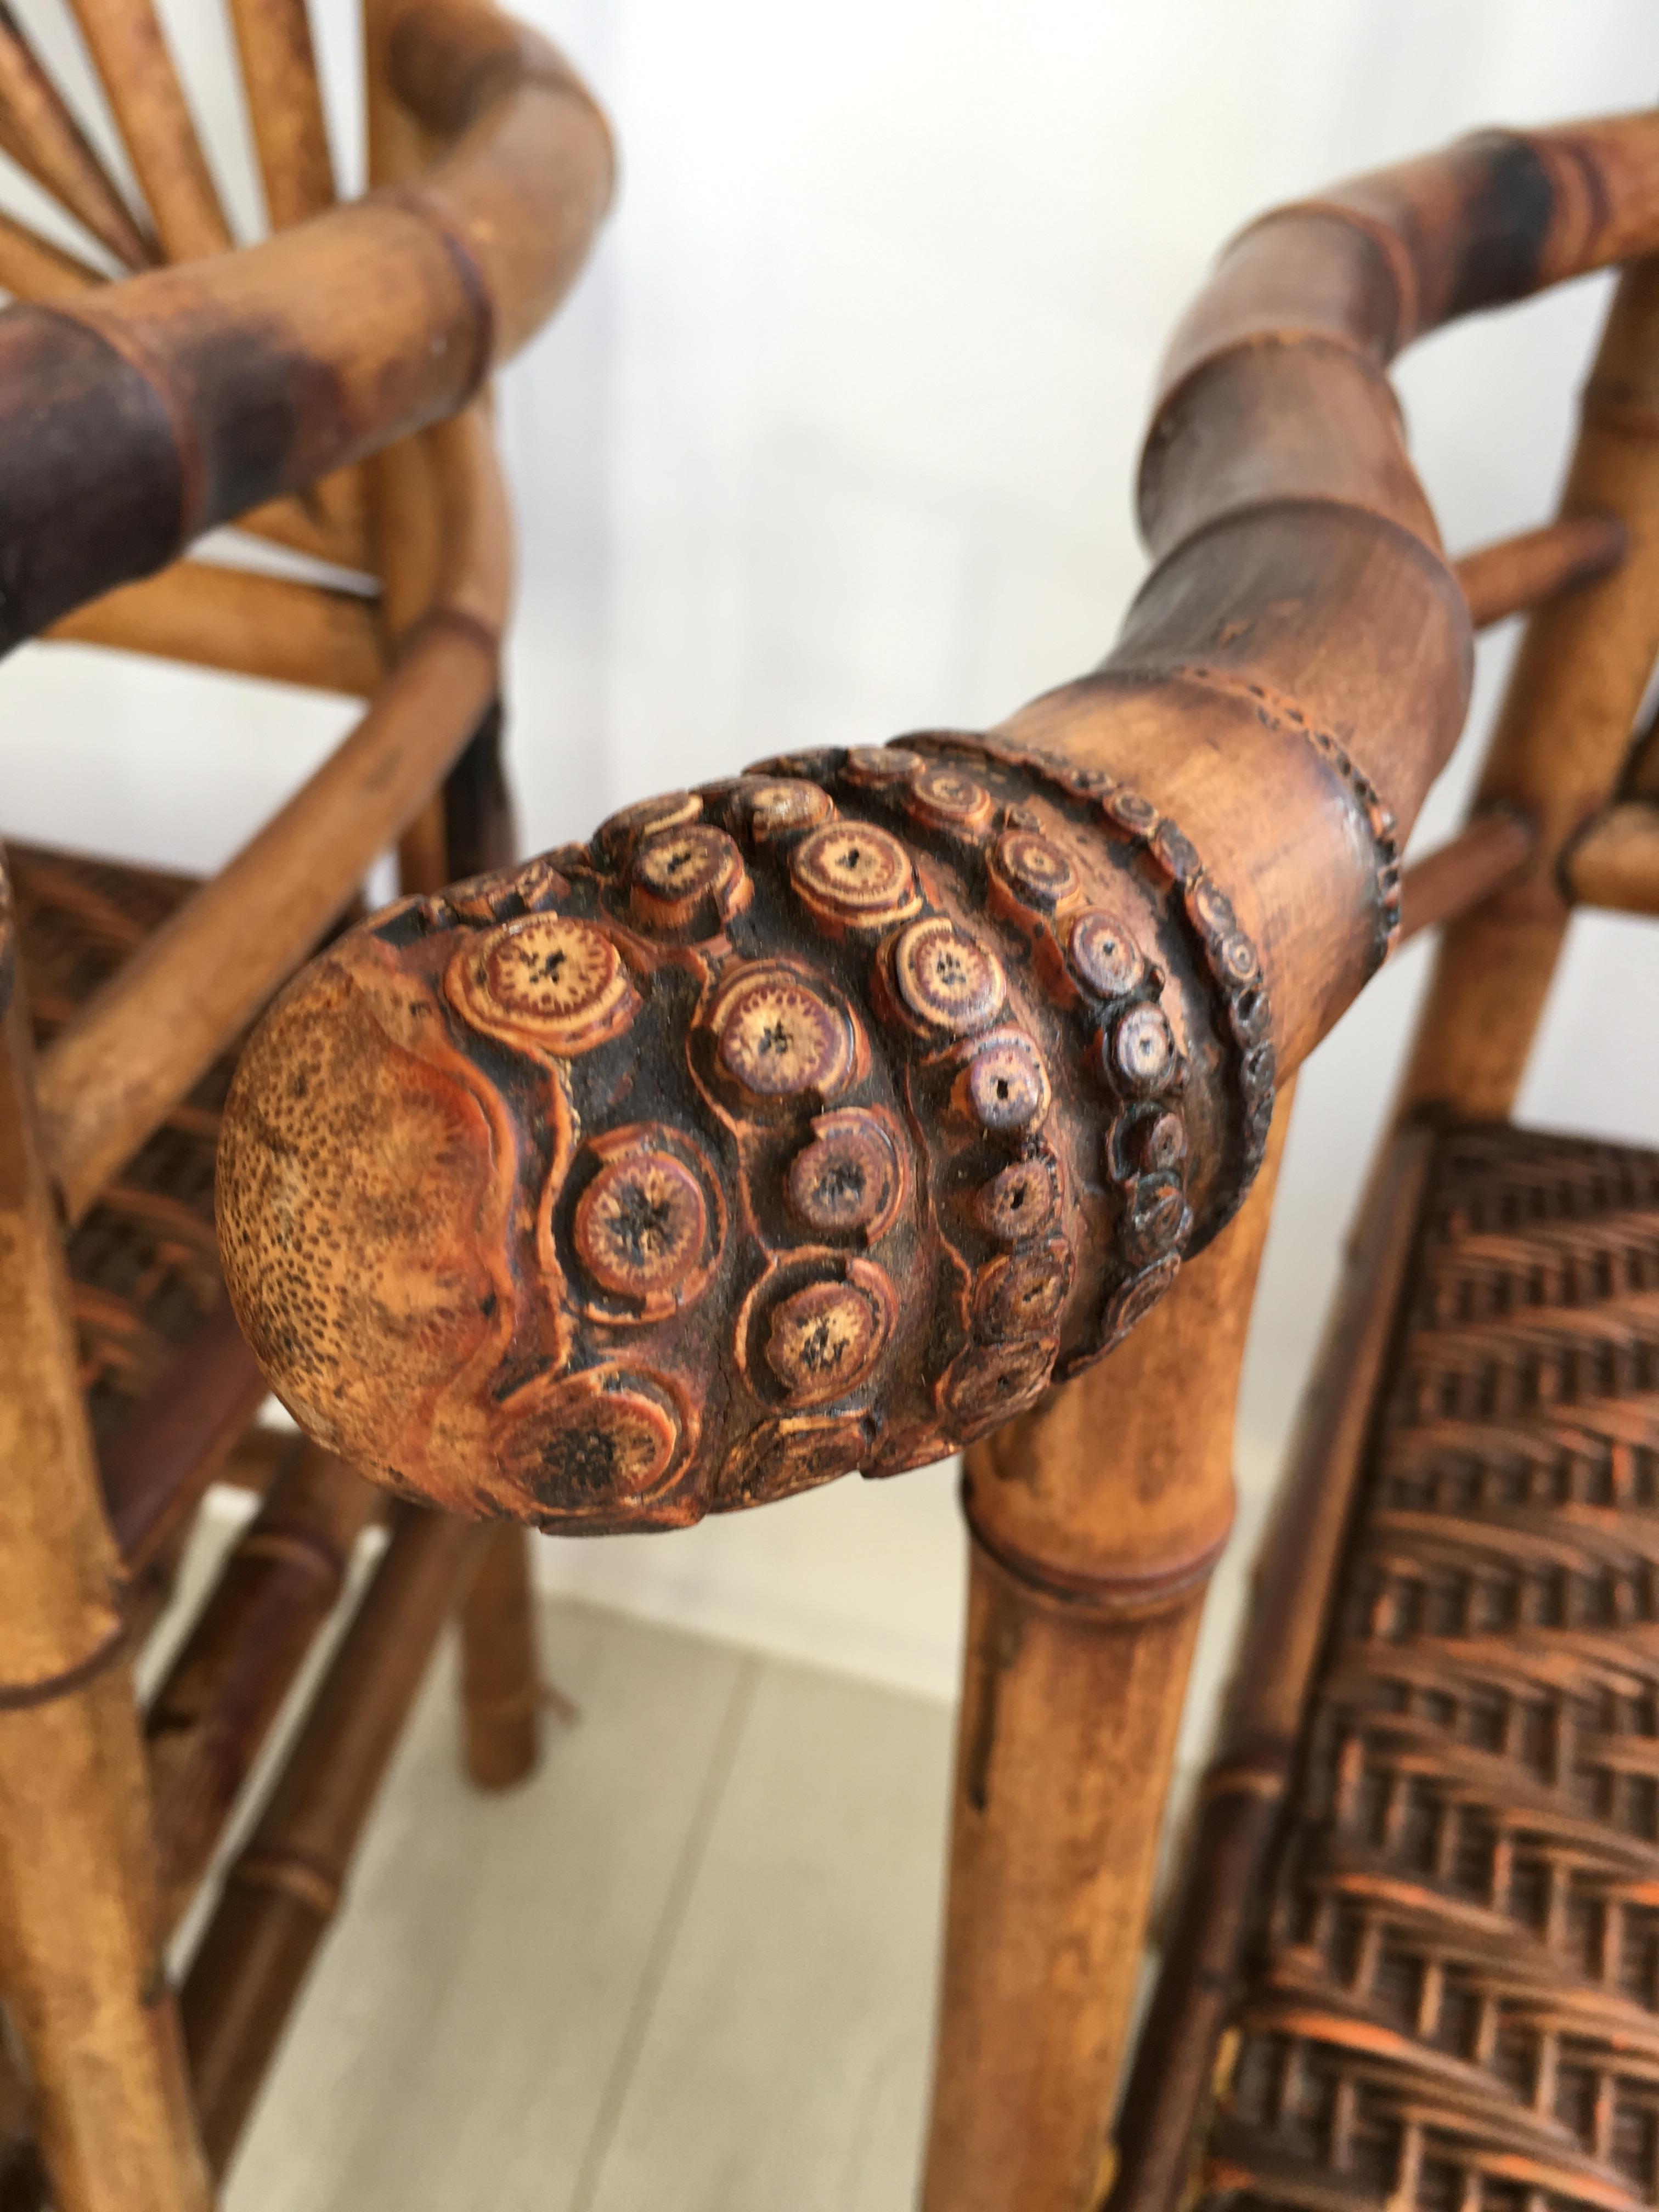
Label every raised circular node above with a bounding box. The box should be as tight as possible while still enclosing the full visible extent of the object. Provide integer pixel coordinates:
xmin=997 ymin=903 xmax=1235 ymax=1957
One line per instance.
xmin=1121 ymin=1173 xmax=1190 ymax=1267
xmin=520 ymin=1369 xmax=684 ymax=1514
xmin=446 ymin=913 xmax=636 ymax=1055
xmin=1106 ymin=1003 xmax=1177 ymax=1096
xmin=1104 ymin=787 xmax=1160 ymax=837
xmin=715 ymin=1413 xmax=868 ymax=1509
xmin=1216 ymin=931 xmax=1259 ymax=986
xmin=786 ymin=1111 xmax=902 ymax=1240
xmin=1126 ymin=1110 xmax=1186 ymax=1173
xmin=574 ymin=1142 xmax=710 ymax=1307
xmin=743 ymin=778 xmax=835 ymax=844
xmin=629 ymin=823 xmax=748 ymax=934
xmin=843 ymin=745 xmax=925 ymax=787
xmin=974 ymin=1155 xmax=1060 ymax=1245
xmin=713 ymin=967 xmax=854 ymax=1104
xmin=992 ymin=829 xmax=1077 ymax=912
xmin=974 ymin=1239 xmax=1072 ymax=1339
xmin=1188 ymin=877 xmax=1237 ymax=938
xmin=764 ymin=1273 xmax=891 ymax=1405
xmin=894 ymin=916 xmax=1005 ymax=1035
xmin=905 ymin=764 xmax=994 ymax=838
xmin=1069 ymin=909 xmax=1144 ymax=999
xmin=1101 ymin=1256 xmax=1181 ymax=1349
xmin=964 ymin=1032 xmax=1051 ymax=1137
xmin=791 ymin=821 xmax=917 ymax=929
xmin=941 ymin=1335 xmax=1057 ymax=1424
xmin=594 ymin=789 xmax=702 ymax=865
xmin=1152 ymin=821 xmax=1201 ymax=883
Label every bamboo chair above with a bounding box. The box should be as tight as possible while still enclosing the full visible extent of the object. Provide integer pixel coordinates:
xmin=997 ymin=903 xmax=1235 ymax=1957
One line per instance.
xmin=77 ymin=76 xmax=1659 ymax=2212
xmin=0 ymin=3 xmax=610 ymax=2207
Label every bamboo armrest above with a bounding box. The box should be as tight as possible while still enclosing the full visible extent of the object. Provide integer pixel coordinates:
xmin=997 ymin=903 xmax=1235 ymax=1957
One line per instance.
xmin=0 ymin=0 xmax=613 ymax=652
xmin=216 ymin=115 xmax=1659 ymax=1528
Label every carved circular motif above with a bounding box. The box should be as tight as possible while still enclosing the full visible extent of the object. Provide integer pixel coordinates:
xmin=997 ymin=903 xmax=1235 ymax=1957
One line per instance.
xmin=786 ymin=1112 xmax=901 ymax=1240
xmin=1190 ymin=878 xmax=1237 ymax=936
xmin=943 ymin=1336 xmax=1057 ymax=1423
xmin=906 ymin=764 xmax=994 ymax=837
xmin=716 ymin=1414 xmax=867 ymax=1508
xmin=713 ymin=969 xmax=853 ymax=1102
xmin=894 ymin=917 xmax=1005 ymax=1035
xmin=595 ymin=789 xmax=701 ymax=862
xmin=1069 ymin=910 xmax=1144 ymax=998
xmin=1127 ymin=1110 xmax=1187 ymax=1173
xmin=844 ymin=746 xmax=924 ymax=787
xmin=447 ymin=915 xmax=635 ymax=1054
xmin=519 ymin=1370 xmax=683 ymax=1512
xmin=974 ymin=1156 xmax=1060 ymax=1244
xmin=574 ymin=1146 xmax=709 ymax=1305
xmin=965 ymin=1032 xmax=1050 ymax=1136
xmin=791 ymin=822 xmax=917 ymax=926
xmin=1217 ymin=931 xmax=1259 ymax=985
xmin=1108 ymin=1004 xmax=1177 ymax=1094
xmin=1122 ymin=1173 xmax=1190 ymax=1266
xmin=1102 ymin=1256 xmax=1181 ymax=1347
xmin=993 ymin=830 xmax=1076 ymax=911
xmin=744 ymin=778 xmax=834 ymax=842
xmin=764 ymin=1274 xmax=890 ymax=1405
xmin=974 ymin=1240 xmax=1071 ymax=1338
xmin=1105 ymin=788 xmax=1159 ymax=836
xmin=629 ymin=824 xmax=747 ymax=933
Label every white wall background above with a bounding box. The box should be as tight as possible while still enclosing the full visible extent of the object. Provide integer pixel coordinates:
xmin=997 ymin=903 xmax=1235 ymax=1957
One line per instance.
xmin=7 ymin=1 xmax=1659 ymax=1721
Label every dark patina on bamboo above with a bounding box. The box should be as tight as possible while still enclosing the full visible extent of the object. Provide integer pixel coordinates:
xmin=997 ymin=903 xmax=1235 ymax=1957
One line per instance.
xmin=217 ymin=114 xmax=1658 ymax=1531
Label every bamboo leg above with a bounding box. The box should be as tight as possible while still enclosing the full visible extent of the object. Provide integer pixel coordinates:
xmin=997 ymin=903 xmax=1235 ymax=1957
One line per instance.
xmin=0 ymin=974 xmax=209 ymax=2212
xmin=919 ymin=1096 xmax=1293 ymax=2212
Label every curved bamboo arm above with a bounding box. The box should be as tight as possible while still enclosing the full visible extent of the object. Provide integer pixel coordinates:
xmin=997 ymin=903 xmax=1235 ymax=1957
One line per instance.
xmin=0 ymin=0 xmax=612 ymax=654
xmin=216 ymin=112 xmax=1659 ymax=1529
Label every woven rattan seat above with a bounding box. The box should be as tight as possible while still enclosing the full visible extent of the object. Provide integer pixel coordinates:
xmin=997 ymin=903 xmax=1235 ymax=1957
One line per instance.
xmin=1203 ymin=1124 xmax=1659 ymax=2212
xmin=10 ymin=846 xmax=230 ymax=1443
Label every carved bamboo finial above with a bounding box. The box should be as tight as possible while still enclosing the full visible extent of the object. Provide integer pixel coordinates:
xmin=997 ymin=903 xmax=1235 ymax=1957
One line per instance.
xmin=217 ymin=732 xmax=1273 ymax=1530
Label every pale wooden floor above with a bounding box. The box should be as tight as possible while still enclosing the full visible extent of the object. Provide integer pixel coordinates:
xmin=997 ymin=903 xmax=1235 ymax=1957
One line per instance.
xmin=220 ymin=1598 xmax=956 ymax=2212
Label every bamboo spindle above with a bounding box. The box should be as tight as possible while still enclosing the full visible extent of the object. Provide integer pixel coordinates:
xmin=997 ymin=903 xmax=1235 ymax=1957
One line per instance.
xmin=1564 ymin=800 xmax=1659 ymax=915
xmin=1106 ymin=1127 xmax=1435 ymax=2212
xmin=1395 ymin=809 xmax=1535 ymax=944
xmin=0 ymin=12 xmax=153 ymax=268
xmin=227 ymin=0 xmax=336 ymax=232
xmin=36 ymin=409 xmax=509 ymax=1223
xmin=1452 ymin=512 xmax=1626 ymax=630
xmin=0 ymin=210 xmax=104 ymax=301
xmin=47 ymin=561 xmax=385 ymax=697
xmin=66 ymin=0 xmax=233 ymax=263
xmin=180 ymin=1505 xmax=488 ymax=2175
xmin=919 ymin=1093 xmax=1294 ymax=2212
xmin=1404 ymin=256 xmax=1659 ymax=1117
xmin=0 ymin=979 xmax=209 ymax=2212
xmin=146 ymin=1443 xmax=384 ymax=1930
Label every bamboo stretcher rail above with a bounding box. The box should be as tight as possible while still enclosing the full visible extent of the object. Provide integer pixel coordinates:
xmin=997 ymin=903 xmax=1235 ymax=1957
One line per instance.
xmin=1395 ymin=807 xmax=1535 ymax=943
xmin=147 ymin=1442 xmax=383 ymax=1932
xmin=180 ymin=1505 xmax=488 ymax=2175
xmin=47 ymin=560 xmax=385 ymax=697
xmin=1564 ymin=798 xmax=1659 ymax=915
xmin=1452 ymin=512 xmax=1626 ymax=629
xmin=1107 ymin=1128 xmax=1436 ymax=2212
xmin=0 ymin=11 xmax=153 ymax=268
xmin=0 ymin=0 xmax=613 ymax=655
xmin=37 ymin=407 xmax=509 ymax=1223
xmin=66 ymin=0 xmax=234 ymax=263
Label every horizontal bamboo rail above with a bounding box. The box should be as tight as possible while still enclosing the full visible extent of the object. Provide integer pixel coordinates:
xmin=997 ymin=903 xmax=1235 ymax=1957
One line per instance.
xmin=1395 ymin=808 xmax=1534 ymax=943
xmin=0 ymin=0 xmax=612 ymax=654
xmin=48 ymin=561 xmax=385 ymax=698
xmin=1564 ymin=799 xmax=1659 ymax=914
xmin=147 ymin=1443 xmax=383 ymax=1931
xmin=180 ymin=1505 xmax=488 ymax=2175
xmin=38 ymin=408 xmax=509 ymax=1223
xmin=1108 ymin=1126 xmax=1435 ymax=2212
xmin=1452 ymin=512 xmax=1626 ymax=628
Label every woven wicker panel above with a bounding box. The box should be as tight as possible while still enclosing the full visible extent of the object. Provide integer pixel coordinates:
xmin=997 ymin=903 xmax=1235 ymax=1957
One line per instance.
xmin=8 ymin=843 xmax=230 ymax=1444
xmin=1205 ymin=1124 xmax=1659 ymax=2212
